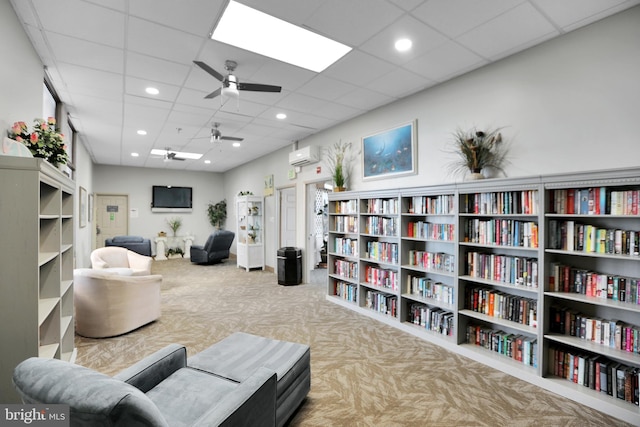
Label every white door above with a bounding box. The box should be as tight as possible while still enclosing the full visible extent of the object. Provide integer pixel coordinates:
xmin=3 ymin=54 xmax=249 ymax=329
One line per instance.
xmin=95 ymin=194 xmax=129 ymax=248
xmin=279 ymin=187 xmax=296 ymax=248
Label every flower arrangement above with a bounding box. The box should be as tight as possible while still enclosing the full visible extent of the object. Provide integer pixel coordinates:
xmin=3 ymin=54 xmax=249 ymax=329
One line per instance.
xmin=447 ymin=127 xmax=510 ymax=178
xmin=166 ymin=217 xmax=182 ymax=236
xmin=8 ymin=118 xmax=69 ymax=166
xmin=325 ymin=140 xmax=354 ymax=191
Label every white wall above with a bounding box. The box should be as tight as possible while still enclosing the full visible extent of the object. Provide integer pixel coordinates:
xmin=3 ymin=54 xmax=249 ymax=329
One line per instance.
xmin=223 ymin=6 xmax=640 ymax=273
xmin=93 ymin=165 xmax=225 ymax=251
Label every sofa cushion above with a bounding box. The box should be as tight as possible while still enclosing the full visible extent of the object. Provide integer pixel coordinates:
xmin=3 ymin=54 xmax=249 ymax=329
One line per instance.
xmin=13 ymin=358 xmax=168 ymax=426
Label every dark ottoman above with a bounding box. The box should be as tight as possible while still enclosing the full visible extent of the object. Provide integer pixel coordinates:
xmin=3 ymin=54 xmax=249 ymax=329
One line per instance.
xmin=189 ymin=332 xmax=310 ymax=427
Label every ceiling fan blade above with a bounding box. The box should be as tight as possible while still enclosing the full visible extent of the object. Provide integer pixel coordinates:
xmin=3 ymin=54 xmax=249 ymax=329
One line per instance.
xmin=237 ymin=82 xmax=282 ymax=93
xmin=221 ymin=136 xmax=244 ymax=141
xmin=193 ymin=60 xmax=224 ymax=82
xmin=204 ymin=87 xmax=222 ymax=99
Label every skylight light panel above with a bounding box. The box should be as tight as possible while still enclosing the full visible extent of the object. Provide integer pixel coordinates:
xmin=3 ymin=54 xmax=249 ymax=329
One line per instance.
xmin=211 ymin=1 xmax=351 ymax=73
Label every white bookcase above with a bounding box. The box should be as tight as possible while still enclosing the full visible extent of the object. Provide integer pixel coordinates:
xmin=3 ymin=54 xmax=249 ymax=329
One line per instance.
xmin=0 ymin=157 xmax=75 ymax=402
xmin=236 ymin=195 xmax=265 ymax=271
xmin=326 ymin=168 xmax=640 ymax=425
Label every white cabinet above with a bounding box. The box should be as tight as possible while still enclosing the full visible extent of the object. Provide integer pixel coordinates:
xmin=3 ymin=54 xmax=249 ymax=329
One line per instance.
xmin=236 ymin=196 xmax=265 ymax=271
xmin=0 ymin=157 xmax=75 ymax=402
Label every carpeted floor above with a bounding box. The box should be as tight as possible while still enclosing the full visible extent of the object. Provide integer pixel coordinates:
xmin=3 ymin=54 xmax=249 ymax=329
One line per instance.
xmin=75 ymin=259 xmax=631 ymax=426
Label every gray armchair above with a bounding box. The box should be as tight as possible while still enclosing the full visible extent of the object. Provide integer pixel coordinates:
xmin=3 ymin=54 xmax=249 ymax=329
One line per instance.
xmin=191 ymin=230 xmax=235 ymax=265
xmin=105 ymin=235 xmax=152 ymax=257
xmin=13 ymin=344 xmax=276 ymax=426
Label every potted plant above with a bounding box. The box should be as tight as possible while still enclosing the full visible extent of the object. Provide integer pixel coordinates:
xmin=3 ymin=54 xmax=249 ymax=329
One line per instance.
xmin=166 ymin=217 xmax=182 ymax=236
xmin=207 ymin=199 xmax=227 ymax=229
xmin=447 ymin=127 xmax=510 ymax=179
xmin=8 ymin=118 xmax=69 ymax=167
xmin=166 ymin=247 xmax=184 ymax=258
xmin=325 ymin=140 xmax=354 ymax=191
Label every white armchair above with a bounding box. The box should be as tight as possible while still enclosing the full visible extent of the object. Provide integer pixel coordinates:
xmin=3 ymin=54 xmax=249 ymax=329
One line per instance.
xmin=74 ymin=268 xmax=162 ymax=338
xmin=90 ymin=246 xmax=153 ymax=275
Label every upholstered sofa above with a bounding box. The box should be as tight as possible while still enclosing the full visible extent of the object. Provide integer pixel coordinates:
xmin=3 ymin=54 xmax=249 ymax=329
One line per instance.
xmin=12 ymin=343 xmax=277 ymax=426
xmin=191 ymin=230 xmax=235 ymax=264
xmin=105 ymin=235 xmax=152 ymax=256
xmin=74 ymin=268 xmax=162 ymax=338
xmin=91 ymin=246 xmax=153 ymax=275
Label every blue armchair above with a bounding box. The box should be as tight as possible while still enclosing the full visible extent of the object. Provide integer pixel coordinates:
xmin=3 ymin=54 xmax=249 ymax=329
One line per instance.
xmin=13 ymin=344 xmax=276 ymax=426
xmin=191 ymin=230 xmax=235 ymax=264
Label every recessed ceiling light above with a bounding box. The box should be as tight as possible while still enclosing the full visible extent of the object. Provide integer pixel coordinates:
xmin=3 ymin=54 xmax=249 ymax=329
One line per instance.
xmin=212 ymin=1 xmax=351 ymax=72
xmin=232 ymin=142 xmax=241 ymax=147
xmin=276 ymin=113 xmax=287 ymax=120
xmin=145 ymin=87 xmax=159 ymax=95
xmin=137 ymin=130 xmax=147 ymax=135
xmin=395 ymin=38 xmax=412 ymax=52
xmin=204 ymin=160 xmax=211 ymax=164
xmin=131 ymin=152 xmax=139 ymax=157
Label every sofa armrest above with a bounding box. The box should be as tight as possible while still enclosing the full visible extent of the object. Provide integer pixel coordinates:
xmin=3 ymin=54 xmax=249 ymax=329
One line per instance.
xmin=191 ymin=367 xmax=277 ymax=427
xmin=126 ymin=250 xmax=153 ymax=274
xmin=114 ymin=344 xmax=187 ymax=393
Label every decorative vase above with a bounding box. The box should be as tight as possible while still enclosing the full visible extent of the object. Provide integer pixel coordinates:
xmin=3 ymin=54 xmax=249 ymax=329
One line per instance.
xmin=467 ymin=169 xmax=484 ymax=180
xmin=334 ymin=186 xmax=346 ymax=192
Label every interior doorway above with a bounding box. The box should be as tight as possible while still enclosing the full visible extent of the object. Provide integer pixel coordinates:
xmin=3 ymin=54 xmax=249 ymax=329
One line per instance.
xmin=94 ymin=194 xmax=129 ymax=248
xmin=305 ymin=181 xmax=330 ymax=285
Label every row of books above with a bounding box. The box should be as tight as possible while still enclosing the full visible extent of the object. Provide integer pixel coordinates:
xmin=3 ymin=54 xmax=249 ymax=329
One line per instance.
xmin=364 ymin=265 xmax=398 ymax=290
xmin=465 ymin=287 xmax=538 ymax=328
xmin=406 ymin=221 xmax=455 ymax=241
xmin=549 ymin=187 xmax=639 ymax=216
xmin=407 ymin=250 xmax=455 ymax=273
xmin=406 ymin=194 xmax=454 ymax=215
xmin=333 ymin=200 xmax=357 ymax=214
xmin=466 ymin=251 xmax=539 ymax=288
xmin=365 ymin=198 xmax=399 ymax=214
xmin=333 ymin=237 xmax=358 ymax=257
xmin=464 ymin=218 xmax=539 ymax=248
xmin=406 ymin=274 xmax=454 ymax=305
xmin=364 ymin=241 xmax=398 ymax=264
xmin=364 ymin=216 xmax=398 ymax=236
xmin=465 ymin=324 xmax=537 ymax=366
xmin=365 ymin=290 xmax=397 ymax=317
xmin=549 ymin=306 xmax=638 ymax=354
xmin=333 ymin=259 xmax=358 ymax=280
xmin=407 ymin=303 xmax=454 ymax=336
xmin=461 ymin=190 xmax=539 ymax=215
xmin=333 ymin=281 xmax=357 ymax=303
xmin=548 ymin=262 xmax=639 ymax=303
xmin=549 ymin=346 xmax=639 ymax=405
xmin=548 ymin=220 xmax=639 ymax=255
xmin=333 ymin=215 xmax=357 ymax=233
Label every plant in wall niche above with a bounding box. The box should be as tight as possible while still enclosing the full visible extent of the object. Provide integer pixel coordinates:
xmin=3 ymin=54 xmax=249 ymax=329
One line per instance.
xmin=325 ymin=140 xmax=354 ymax=191
xmin=166 ymin=217 xmax=182 ymax=236
xmin=447 ymin=127 xmax=510 ymax=179
xmin=8 ymin=118 xmax=69 ymax=166
xmin=207 ymin=199 xmax=227 ymax=229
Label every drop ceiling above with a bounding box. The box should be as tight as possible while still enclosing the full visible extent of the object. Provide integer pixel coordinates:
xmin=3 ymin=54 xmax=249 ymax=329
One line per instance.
xmin=9 ymin=0 xmax=640 ymax=172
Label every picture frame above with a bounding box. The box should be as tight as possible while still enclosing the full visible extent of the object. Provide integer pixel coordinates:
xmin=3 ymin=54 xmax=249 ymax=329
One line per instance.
xmin=79 ymin=186 xmax=87 ymax=228
xmin=362 ymin=120 xmax=417 ymax=181
xmin=88 ymin=193 xmax=94 ymax=223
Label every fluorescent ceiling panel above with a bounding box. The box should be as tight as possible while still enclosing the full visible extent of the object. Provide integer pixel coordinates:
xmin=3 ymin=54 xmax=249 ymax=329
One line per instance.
xmin=151 ymin=148 xmax=202 ymax=159
xmin=211 ymin=1 xmax=351 ymax=73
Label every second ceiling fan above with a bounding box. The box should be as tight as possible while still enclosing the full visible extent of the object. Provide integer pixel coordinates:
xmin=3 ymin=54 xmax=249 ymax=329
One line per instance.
xmin=193 ymin=59 xmax=282 ymax=100
xmin=209 ymin=122 xmax=243 ymax=143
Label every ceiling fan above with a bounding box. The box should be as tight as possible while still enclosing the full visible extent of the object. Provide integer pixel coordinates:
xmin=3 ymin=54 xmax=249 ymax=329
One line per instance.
xmin=193 ymin=59 xmax=282 ymax=100
xmin=150 ymin=148 xmax=187 ymax=162
xmin=209 ymin=122 xmax=243 ymax=143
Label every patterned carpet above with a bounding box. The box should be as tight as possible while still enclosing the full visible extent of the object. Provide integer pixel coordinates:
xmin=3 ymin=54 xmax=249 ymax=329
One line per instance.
xmin=75 ymin=259 xmax=630 ymax=427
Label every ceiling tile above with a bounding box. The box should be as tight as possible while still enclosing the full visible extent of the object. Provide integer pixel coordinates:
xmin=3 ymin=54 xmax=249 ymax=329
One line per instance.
xmin=127 ymin=17 xmax=205 ymax=64
xmin=46 ymin=33 xmax=124 ymax=73
xmin=366 ymin=67 xmax=434 ymax=98
xmin=405 ymin=40 xmax=487 ymax=82
xmin=125 ymin=52 xmax=192 ymax=86
xmin=323 ymin=50 xmax=397 ymax=86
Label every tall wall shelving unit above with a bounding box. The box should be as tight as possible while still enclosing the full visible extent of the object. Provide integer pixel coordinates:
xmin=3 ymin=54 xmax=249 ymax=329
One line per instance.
xmin=326 ymin=168 xmax=640 ymax=425
xmin=236 ymin=195 xmax=265 ymax=271
xmin=0 ymin=157 xmax=75 ymax=402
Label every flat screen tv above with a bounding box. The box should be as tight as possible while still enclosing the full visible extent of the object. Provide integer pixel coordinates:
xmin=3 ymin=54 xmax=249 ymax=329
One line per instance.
xmin=152 ymin=186 xmax=192 ymax=211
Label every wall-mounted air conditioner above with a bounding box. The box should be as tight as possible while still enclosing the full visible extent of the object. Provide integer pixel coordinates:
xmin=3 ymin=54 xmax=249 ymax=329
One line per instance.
xmin=288 ymin=146 xmax=319 ymax=167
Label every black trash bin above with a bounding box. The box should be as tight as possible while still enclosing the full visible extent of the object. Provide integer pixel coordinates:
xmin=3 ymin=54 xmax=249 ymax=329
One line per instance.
xmin=277 ymin=247 xmax=302 ymax=286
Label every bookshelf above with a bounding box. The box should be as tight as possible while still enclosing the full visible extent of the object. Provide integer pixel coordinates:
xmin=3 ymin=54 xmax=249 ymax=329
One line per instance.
xmin=0 ymin=157 xmax=75 ymax=402
xmin=326 ymin=168 xmax=640 ymax=425
xmin=236 ymin=195 xmax=265 ymax=271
